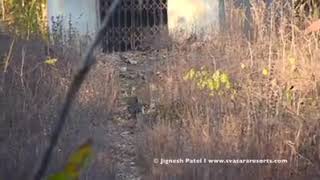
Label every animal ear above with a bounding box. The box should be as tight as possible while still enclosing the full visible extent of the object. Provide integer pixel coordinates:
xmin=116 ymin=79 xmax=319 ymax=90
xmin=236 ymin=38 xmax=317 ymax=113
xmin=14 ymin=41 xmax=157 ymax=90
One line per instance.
xmin=304 ymin=19 xmax=320 ymax=34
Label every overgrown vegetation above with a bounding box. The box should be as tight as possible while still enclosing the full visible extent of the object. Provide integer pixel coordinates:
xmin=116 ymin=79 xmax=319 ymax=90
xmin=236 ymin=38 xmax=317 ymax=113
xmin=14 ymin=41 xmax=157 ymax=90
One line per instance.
xmin=0 ymin=0 xmax=47 ymax=39
xmin=136 ymin=1 xmax=320 ymax=179
xmin=1 ymin=0 xmax=320 ymax=180
xmin=0 ymin=36 xmax=119 ymax=179
xmin=295 ymin=0 xmax=320 ymax=18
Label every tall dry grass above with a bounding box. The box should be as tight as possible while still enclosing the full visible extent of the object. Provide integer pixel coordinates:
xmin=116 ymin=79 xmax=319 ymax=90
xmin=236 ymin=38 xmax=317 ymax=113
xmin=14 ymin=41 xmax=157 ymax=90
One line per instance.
xmin=0 ymin=35 xmax=119 ymax=179
xmin=136 ymin=1 xmax=320 ymax=180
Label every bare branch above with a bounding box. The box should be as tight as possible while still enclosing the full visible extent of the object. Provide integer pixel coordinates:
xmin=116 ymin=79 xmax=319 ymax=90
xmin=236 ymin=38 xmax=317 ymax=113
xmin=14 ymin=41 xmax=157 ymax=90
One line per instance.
xmin=33 ymin=1 xmax=121 ymax=180
xmin=1 ymin=0 xmax=5 ymax=20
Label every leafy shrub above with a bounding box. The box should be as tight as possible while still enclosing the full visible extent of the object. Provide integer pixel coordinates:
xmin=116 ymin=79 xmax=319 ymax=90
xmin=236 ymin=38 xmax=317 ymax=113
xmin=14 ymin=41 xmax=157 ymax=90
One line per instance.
xmin=1 ymin=0 xmax=47 ymax=39
xmin=183 ymin=67 xmax=234 ymax=96
xmin=48 ymin=139 xmax=93 ymax=180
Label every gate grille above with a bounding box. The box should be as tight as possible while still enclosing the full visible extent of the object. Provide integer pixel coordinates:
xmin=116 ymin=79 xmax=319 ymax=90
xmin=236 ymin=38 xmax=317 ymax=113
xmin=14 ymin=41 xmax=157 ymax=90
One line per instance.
xmin=100 ymin=0 xmax=168 ymax=52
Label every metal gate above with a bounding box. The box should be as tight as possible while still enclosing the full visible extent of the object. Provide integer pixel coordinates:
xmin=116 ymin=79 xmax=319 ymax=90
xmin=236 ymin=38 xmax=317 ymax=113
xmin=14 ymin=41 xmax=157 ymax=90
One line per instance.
xmin=100 ymin=0 xmax=168 ymax=52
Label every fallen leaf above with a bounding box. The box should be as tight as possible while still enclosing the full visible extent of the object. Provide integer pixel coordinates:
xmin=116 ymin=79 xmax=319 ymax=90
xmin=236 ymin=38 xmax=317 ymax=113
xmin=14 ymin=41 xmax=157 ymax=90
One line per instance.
xmin=45 ymin=58 xmax=58 ymax=65
xmin=262 ymin=68 xmax=269 ymax=76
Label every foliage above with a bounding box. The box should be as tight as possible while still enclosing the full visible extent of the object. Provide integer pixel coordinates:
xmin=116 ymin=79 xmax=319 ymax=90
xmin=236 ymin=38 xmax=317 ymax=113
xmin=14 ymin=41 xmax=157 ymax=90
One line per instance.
xmin=262 ymin=67 xmax=269 ymax=76
xmin=183 ymin=67 xmax=234 ymax=96
xmin=1 ymin=0 xmax=47 ymax=39
xmin=47 ymin=139 xmax=93 ymax=180
xmin=44 ymin=58 xmax=58 ymax=65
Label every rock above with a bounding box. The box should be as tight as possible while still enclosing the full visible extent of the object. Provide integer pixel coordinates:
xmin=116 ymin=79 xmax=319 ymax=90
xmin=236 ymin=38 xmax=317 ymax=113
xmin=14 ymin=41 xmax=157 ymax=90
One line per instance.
xmin=128 ymin=59 xmax=138 ymax=65
xmin=120 ymin=66 xmax=127 ymax=72
xmin=119 ymin=54 xmax=138 ymax=65
xmin=138 ymin=72 xmax=145 ymax=80
xmin=120 ymin=131 xmax=131 ymax=137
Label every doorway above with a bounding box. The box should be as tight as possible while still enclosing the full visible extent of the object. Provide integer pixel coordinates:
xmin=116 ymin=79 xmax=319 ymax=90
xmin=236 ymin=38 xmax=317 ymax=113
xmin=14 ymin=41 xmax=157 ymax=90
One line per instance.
xmin=100 ymin=0 xmax=168 ymax=52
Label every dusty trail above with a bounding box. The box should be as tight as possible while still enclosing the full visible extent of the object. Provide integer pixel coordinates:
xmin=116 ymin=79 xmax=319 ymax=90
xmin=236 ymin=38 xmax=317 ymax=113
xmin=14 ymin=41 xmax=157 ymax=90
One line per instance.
xmin=96 ymin=50 xmax=165 ymax=180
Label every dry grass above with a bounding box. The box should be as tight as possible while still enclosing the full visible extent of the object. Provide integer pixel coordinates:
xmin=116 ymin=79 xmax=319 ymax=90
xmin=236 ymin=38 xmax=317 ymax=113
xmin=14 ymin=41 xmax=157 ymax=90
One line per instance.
xmin=136 ymin=1 xmax=320 ymax=180
xmin=0 ymin=35 xmax=119 ymax=179
xmin=2 ymin=1 xmax=320 ymax=180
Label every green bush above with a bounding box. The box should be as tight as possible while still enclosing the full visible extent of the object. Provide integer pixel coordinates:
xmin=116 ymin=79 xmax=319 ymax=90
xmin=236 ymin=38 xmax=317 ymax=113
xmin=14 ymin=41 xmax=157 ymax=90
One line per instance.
xmin=1 ymin=0 xmax=47 ymax=39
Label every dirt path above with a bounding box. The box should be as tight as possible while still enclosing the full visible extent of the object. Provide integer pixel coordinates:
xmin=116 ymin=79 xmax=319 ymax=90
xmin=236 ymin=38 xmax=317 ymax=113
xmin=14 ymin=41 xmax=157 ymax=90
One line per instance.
xmin=96 ymin=50 xmax=165 ymax=180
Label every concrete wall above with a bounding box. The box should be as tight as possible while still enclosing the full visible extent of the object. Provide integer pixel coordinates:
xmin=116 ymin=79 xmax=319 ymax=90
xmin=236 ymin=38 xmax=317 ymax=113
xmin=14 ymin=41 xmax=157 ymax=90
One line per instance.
xmin=168 ymin=0 xmax=220 ymax=34
xmin=47 ymin=0 xmax=99 ymax=37
xmin=47 ymin=0 xmax=221 ymax=38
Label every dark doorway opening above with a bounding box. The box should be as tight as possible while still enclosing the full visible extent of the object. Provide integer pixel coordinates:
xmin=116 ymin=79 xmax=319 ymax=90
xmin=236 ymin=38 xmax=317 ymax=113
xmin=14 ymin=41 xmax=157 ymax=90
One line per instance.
xmin=100 ymin=0 xmax=168 ymax=52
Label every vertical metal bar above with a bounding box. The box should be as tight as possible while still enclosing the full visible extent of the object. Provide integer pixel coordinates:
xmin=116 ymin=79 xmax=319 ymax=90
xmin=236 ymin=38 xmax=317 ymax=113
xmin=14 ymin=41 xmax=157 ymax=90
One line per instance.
xmin=116 ymin=1 xmax=119 ymax=52
xmin=158 ymin=0 xmax=163 ymax=26
xmin=153 ymin=1 xmax=157 ymax=27
xmin=124 ymin=1 xmax=128 ymax=51
xmin=111 ymin=2 xmax=115 ymax=52
xmin=139 ymin=0 xmax=142 ymax=50
xmin=162 ymin=0 xmax=167 ymax=25
xmin=131 ymin=0 xmax=135 ymax=50
xmin=146 ymin=0 xmax=149 ymax=27
xmin=219 ymin=0 xmax=226 ymax=32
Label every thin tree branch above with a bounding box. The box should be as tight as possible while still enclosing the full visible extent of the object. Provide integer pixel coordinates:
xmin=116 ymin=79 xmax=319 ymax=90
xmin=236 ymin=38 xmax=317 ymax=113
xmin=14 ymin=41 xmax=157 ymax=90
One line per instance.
xmin=1 ymin=0 xmax=5 ymax=20
xmin=33 ymin=1 xmax=121 ymax=179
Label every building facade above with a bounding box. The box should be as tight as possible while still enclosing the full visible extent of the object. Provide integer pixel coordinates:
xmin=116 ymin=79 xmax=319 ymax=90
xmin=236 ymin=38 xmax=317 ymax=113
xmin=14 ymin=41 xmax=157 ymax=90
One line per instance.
xmin=47 ymin=0 xmax=222 ymax=52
